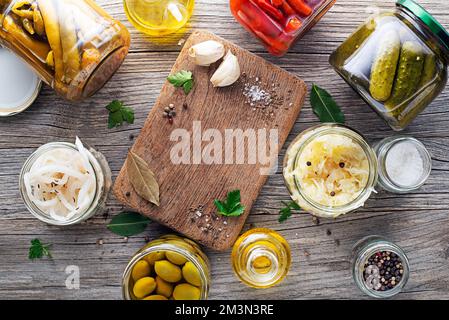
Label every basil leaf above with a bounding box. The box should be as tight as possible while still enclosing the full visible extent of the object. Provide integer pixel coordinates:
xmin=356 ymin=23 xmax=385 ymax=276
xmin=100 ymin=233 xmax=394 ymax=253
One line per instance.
xmin=107 ymin=212 xmax=152 ymax=237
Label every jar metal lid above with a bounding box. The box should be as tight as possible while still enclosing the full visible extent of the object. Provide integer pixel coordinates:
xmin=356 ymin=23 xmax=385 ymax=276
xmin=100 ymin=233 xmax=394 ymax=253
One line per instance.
xmin=397 ymin=0 xmax=449 ymax=52
xmin=0 ymin=47 xmax=41 ymax=117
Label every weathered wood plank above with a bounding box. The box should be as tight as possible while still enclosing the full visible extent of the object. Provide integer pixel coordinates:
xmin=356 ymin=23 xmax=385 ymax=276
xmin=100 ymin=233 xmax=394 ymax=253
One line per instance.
xmin=1 ymin=0 xmax=449 ymax=300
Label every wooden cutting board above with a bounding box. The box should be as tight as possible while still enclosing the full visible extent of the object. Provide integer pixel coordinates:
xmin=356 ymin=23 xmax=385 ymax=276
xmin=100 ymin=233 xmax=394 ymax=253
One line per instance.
xmin=113 ymin=30 xmax=307 ymax=251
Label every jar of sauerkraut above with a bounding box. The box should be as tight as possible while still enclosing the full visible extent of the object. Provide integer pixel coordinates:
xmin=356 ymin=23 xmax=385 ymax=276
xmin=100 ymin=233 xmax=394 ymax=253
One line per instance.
xmin=283 ymin=124 xmax=378 ymax=218
xmin=19 ymin=138 xmax=112 ymax=225
xmin=0 ymin=0 xmax=130 ymax=101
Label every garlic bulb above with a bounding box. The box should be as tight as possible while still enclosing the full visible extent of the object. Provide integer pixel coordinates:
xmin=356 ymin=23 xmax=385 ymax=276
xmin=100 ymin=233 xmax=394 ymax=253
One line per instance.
xmin=188 ymin=40 xmax=225 ymax=66
xmin=210 ymin=50 xmax=241 ymax=87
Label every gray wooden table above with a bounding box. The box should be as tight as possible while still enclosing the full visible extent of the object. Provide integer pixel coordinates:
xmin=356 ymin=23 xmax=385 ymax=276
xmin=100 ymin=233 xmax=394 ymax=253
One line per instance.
xmin=1 ymin=0 xmax=449 ymax=300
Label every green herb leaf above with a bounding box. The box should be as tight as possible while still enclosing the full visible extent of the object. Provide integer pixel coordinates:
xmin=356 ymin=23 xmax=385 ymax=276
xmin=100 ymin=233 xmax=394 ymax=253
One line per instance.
xmin=107 ymin=212 xmax=152 ymax=237
xmin=310 ymin=84 xmax=345 ymax=124
xmin=278 ymin=201 xmax=301 ymax=223
xmin=168 ymin=70 xmax=194 ymax=94
xmin=106 ymin=100 xmax=135 ymax=129
xmin=29 ymin=239 xmax=52 ymax=260
xmin=214 ymin=190 xmax=245 ymax=217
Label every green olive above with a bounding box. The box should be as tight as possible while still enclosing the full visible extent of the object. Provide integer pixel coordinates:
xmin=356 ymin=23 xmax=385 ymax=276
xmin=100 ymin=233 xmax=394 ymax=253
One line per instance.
xmin=143 ymin=295 xmax=168 ymax=300
xmin=133 ymin=277 xmax=156 ymax=299
xmin=173 ymin=283 xmax=201 ymax=300
xmin=156 ymin=276 xmax=174 ymax=298
xmin=166 ymin=251 xmax=188 ymax=265
xmin=182 ymin=261 xmax=202 ymax=286
xmin=131 ymin=260 xmax=151 ymax=281
xmin=154 ymin=260 xmax=182 ymax=283
xmin=143 ymin=251 xmax=165 ymax=265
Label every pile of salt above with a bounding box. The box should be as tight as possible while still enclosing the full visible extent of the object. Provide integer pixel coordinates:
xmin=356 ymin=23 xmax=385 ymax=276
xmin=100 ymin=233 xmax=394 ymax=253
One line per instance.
xmin=385 ymin=141 xmax=424 ymax=187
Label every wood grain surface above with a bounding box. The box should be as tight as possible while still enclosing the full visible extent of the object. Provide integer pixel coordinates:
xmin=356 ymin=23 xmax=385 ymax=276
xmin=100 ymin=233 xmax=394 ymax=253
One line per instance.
xmin=1 ymin=0 xmax=449 ymax=300
xmin=113 ymin=30 xmax=306 ymax=251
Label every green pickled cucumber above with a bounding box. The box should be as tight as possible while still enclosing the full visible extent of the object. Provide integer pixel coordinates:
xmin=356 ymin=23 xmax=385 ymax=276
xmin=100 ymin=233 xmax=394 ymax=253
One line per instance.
xmin=331 ymin=18 xmax=377 ymax=66
xmin=385 ymin=41 xmax=425 ymax=111
xmin=369 ymin=30 xmax=401 ymax=102
xmin=418 ymin=53 xmax=437 ymax=88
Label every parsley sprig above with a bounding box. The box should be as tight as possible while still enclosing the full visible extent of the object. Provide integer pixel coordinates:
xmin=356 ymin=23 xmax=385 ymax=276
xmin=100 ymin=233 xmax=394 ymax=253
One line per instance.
xmin=214 ymin=190 xmax=245 ymax=217
xmin=106 ymin=100 xmax=135 ymax=129
xmin=279 ymin=201 xmax=301 ymax=223
xmin=167 ymin=70 xmax=194 ymax=94
xmin=29 ymin=239 xmax=52 ymax=260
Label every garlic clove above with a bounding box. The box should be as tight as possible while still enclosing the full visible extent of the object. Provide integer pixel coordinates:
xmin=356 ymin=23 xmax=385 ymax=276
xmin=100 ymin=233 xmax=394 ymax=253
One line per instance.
xmin=210 ymin=50 xmax=241 ymax=87
xmin=188 ymin=40 xmax=225 ymax=66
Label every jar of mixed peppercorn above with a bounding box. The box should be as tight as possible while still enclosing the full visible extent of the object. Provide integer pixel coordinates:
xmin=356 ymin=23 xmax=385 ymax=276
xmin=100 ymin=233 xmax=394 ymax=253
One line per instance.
xmin=230 ymin=0 xmax=336 ymax=56
xmin=330 ymin=0 xmax=449 ymax=131
xmin=352 ymin=236 xmax=410 ymax=298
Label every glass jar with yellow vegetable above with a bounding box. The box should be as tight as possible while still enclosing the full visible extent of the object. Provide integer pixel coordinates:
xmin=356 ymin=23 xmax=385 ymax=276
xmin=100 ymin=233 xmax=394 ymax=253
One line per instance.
xmin=329 ymin=0 xmax=449 ymax=131
xmin=122 ymin=235 xmax=210 ymax=300
xmin=0 ymin=0 xmax=130 ymax=101
xmin=283 ymin=124 xmax=378 ymax=218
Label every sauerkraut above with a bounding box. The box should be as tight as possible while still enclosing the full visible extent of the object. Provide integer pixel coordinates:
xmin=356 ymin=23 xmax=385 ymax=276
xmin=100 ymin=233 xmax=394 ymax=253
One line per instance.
xmin=23 ymin=137 xmax=97 ymax=222
xmin=294 ymin=134 xmax=369 ymax=207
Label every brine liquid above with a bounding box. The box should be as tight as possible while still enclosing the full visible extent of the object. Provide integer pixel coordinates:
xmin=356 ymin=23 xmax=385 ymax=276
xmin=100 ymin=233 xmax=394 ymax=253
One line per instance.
xmin=0 ymin=48 xmax=39 ymax=113
xmin=124 ymin=0 xmax=194 ymax=36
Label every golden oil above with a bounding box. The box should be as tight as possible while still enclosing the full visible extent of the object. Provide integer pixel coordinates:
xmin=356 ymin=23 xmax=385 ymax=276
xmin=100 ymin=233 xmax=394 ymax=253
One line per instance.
xmin=124 ymin=0 xmax=194 ymax=36
xmin=231 ymin=228 xmax=291 ymax=288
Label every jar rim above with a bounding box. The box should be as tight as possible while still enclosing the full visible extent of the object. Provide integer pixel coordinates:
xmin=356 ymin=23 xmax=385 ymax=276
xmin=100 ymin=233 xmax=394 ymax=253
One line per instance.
xmin=283 ymin=123 xmax=378 ymax=218
xmin=397 ymin=0 xmax=449 ymax=53
xmin=19 ymin=142 xmax=107 ymax=226
xmin=122 ymin=242 xmax=210 ymax=300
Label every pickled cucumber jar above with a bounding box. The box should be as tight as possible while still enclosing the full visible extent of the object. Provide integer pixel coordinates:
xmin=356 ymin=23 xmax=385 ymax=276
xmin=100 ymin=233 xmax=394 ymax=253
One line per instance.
xmin=330 ymin=0 xmax=449 ymax=131
xmin=122 ymin=235 xmax=210 ymax=300
xmin=0 ymin=0 xmax=130 ymax=101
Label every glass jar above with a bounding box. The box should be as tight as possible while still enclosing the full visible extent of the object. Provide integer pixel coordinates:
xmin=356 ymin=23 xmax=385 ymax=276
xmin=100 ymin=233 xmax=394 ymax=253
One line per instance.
xmin=352 ymin=236 xmax=410 ymax=298
xmin=329 ymin=0 xmax=449 ymax=131
xmin=0 ymin=0 xmax=131 ymax=101
xmin=124 ymin=0 xmax=194 ymax=36
xmin=231 ymin=228 xmax=291 ymax=289
xmin=283 ymin=124 xmax=378 ymax=218
xmin=230 ymin=0 xmax=335 ymax=56
xmin=19 ymin=141 xmax=112 ymax=226
xmin=122 ymin=235 xmax=210 ymax=300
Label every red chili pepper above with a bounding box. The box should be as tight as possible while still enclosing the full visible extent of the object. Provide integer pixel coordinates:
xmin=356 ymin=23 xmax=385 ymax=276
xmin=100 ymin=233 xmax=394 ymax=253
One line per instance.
xmin=271 ymin=0 xmax=284 ymax=7
xmin=284 ymin=16 xmax=303 ymax=33
xmin=287 ymin=0 xmax=312 ymax=17
xmin=280 ymin=0 xmax=296 ymax=16
xmin=257 ymin=0 xmax=284 ymax=21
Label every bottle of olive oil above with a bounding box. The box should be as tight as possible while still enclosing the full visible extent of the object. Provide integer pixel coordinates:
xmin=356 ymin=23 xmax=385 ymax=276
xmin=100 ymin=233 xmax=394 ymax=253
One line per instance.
xmin=124 ymin=0 xmax=194 ymax=36
xmin=232 ymin=228 xmax=291 ymax=288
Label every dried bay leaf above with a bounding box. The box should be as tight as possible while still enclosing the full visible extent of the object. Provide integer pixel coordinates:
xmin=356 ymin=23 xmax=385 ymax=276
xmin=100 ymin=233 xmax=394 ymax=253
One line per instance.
xmin=126 ymin=151 xmax=160 ymax=206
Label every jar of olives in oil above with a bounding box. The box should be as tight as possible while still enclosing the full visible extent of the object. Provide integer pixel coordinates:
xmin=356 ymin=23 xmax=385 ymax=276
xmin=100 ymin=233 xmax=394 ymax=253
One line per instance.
xmin=330 ymin=0 xmax=449 ymax=131
xmin=122 ymin=235 xmax=210 ymax=300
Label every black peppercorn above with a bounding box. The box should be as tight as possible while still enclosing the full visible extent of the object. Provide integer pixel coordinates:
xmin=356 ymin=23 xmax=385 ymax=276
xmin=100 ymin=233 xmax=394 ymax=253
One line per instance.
xmin=339 ymin=162 xmax=345 ymax=168
xmin=306 ymin=161 xmax=312 ymax=166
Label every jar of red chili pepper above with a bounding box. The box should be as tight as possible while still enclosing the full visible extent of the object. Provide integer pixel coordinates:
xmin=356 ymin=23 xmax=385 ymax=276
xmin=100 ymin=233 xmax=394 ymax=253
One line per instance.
xmin=230 ymin=0 xmax=336 ymax=56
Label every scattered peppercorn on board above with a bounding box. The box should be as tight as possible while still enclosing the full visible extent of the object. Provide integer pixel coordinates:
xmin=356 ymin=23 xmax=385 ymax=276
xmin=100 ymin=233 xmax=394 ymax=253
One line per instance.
xmin=113 ymin=30 xmax=307 ymax=250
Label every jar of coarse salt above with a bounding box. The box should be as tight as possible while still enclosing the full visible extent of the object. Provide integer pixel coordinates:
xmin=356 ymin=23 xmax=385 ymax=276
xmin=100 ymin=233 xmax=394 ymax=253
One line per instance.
xmin=374 ymin=136 xmax=432 ymax=193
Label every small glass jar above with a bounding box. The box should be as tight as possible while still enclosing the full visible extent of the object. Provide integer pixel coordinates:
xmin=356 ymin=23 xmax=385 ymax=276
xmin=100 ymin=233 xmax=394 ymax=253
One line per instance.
xmin=19 ymin=141 xmax=112 ymax=226
xmin=329 ymin=0 xmax=449 ymax=131
xmin=124 ymin=0 xmax=194 ymax=36
xmin=374 ymin=136 xmax=432 ymax=193
xmin=0 ymin=0 xmax=130 ymax=101
xmin=231 ymin=228 xmax=291 ymax=289
xmin=122 ymin=235 xmax=210 ymax=300
xmin=283 ymin=124 xmax=378 ymax=218
xmin=352 ymin=236 xmax=410 ymax=298
xmin=230 ymin=0 xmax=336 ymax=56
